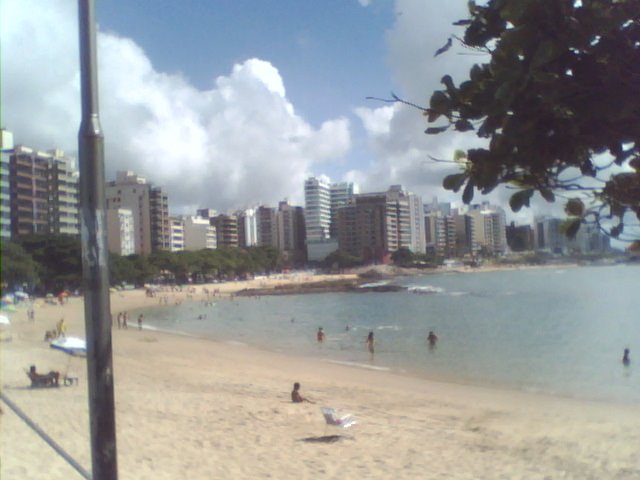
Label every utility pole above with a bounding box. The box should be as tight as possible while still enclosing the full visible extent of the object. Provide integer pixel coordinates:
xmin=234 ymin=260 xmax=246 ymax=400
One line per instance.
xmin=78 ymin=0 xmax=118 ymax=478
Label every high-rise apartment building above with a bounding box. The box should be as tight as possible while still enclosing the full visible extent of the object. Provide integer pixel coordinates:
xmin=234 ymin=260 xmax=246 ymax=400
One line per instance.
xmin=329 ymin=181 xmax=357 ymax=239
xmin=211 ymin=214 xmax=238 ymax=248
xmin=256 ymin=205 xmax=277 ymax=247
xmin=276 ymin=200 xmax=306 ymax=265
xmin=105 ymin=171 xmax=169 ymax=255
xmin=150 ymin=186 xmax=170 ymax=251
xmin=9 ymin=145 xmax=79 ymax=237
xmin=305 ymin=176 xmax=357 ymax=261
xmin=0 ymin=129 xmax=13 ymax=239
xmin=304 ymin=176 xmax=331 ymax=242
xmin=337 ymin=193 xmax=390 ymax=263
xmin=466 ymin=203 xmax=508 ymax=255
xmin=169 ymin=217 xmax=185 ymax=252
xmin=237 ymin=208 xmax=258 ymax=248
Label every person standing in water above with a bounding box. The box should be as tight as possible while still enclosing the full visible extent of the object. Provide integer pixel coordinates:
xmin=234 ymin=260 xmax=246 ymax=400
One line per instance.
xmin=316 ymin=327 xmax=325 ymax=344
xmin=623 ymin=348 xmax=630 ymax=366
xmin=366 ymin=331 xmax=375 ymax=357
xmin=427 ymin=330 xmax=438 ymax=348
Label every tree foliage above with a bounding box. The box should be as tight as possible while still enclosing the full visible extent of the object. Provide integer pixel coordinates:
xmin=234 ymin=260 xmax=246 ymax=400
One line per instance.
xmin=0 ymin=241 xmax=39 ymax=290
xmin=391 ymin=247 xmax=415 ymax=266
xmin=17 ymin=234 xmax=83 ymax=293
xmin=426 ymin=0 xmax=640 ymax=241
xmin=322 ymin=250 xmax=363 ymax=270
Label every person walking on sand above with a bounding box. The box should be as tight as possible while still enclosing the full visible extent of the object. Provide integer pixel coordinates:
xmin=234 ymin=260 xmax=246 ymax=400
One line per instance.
xmin=317 ymin=327 xmax=325 ymax=344
xmin=122 ymin=312 xmax=128 ymax=329
xmin=291 ymin=382 xmax=314 ymax=403
xmin=56 ymin=317 xmax=66 ymax=338
xmin=138 ymin=314 xmax=143 ymax=331
xmin=366 ymin=331 xmax=375 ymax=356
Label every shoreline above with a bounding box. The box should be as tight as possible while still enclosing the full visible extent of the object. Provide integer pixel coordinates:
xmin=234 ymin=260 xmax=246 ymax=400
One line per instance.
xmin=2 ymin=271 xmax=640 ymax=479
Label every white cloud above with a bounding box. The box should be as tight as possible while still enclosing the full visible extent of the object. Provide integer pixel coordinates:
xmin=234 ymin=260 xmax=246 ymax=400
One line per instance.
xmin=1 ymin=0 xmax=351 ymax=213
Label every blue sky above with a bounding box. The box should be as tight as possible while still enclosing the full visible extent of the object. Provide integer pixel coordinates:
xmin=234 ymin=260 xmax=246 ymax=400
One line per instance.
xmin=3 ymin=0 xmax=546 ymax=224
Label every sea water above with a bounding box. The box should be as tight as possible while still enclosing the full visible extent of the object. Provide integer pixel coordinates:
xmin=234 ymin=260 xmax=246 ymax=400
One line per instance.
xmin=140 ymin=264 xmax=640 ymax=403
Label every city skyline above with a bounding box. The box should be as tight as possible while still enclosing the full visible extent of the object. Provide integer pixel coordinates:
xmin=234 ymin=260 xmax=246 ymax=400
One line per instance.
xmin=3 ymin=0 xmax=565 ymax=227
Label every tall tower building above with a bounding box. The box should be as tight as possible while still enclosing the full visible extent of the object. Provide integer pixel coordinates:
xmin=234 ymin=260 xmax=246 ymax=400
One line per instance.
xmin=304 ymin=176 xmax=331 ymax=242
xmin=237 ymin=208 xmax=258 ymax=248
xmin=256 ymin=205 xmax=277 ymax=247
xmin=276 ymin=200 xmax=306 ymax=265
xmin=9 ymin=145 xmax=79 ymax=237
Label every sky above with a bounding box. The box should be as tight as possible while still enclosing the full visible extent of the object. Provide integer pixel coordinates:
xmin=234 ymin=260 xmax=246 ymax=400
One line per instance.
xmin=2 ymin=0 xmax=545 ymax=223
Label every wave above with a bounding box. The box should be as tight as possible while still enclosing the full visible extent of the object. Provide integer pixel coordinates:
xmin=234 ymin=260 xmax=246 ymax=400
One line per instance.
xmin=359 ymin=280 xmax=391 ymax=288
xmin=325 ymin=359 xmax=391 ymax=372
xmin=407 ymin=285 xmax=445 ymax=294
xmin=376 ymin=325 xmax=400 ymax=331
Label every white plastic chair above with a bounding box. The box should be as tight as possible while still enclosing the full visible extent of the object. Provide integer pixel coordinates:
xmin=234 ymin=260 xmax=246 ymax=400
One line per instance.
xmin=321 ymin=407 xmax=357 ymax=434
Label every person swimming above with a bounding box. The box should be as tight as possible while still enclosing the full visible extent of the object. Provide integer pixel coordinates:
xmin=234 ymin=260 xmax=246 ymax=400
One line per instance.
xmin=623 ymin=348 xmax=630 ymax=366
xmin=427 ymin=330 xmax=438 ymax=347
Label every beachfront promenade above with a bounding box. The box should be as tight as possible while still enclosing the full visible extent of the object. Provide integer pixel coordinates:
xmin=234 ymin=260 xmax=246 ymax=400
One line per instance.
xmin=2 ymin=275 xmax=639 ymax=479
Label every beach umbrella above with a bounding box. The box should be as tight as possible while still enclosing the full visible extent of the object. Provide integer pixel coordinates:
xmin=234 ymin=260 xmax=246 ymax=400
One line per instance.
xmin=50 ymin=336 xmax=87 ymax=357
xmin=0 ymin=314 xmax=10 ymax=326
xmin=1 ymin=295 xmax=14 ymax=304
xmin=14 ymin=291 xmax=29 ymax=300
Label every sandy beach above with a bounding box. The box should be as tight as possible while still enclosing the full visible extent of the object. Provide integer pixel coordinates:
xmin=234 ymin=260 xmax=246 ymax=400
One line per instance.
xmin=2 ymin=273 xmax=639 ymax=479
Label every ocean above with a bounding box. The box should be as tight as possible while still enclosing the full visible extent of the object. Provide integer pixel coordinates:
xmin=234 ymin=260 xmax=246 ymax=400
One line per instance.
xmin=139 ymin=264 xmax=640 ymax=403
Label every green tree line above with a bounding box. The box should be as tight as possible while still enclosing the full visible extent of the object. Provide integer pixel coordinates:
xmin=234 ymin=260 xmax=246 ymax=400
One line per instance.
xmin=1 ymin=234 xmax=281 ymax=294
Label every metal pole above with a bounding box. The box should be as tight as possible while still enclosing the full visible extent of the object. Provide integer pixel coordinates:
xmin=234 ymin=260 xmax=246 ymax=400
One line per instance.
xmin=78 ymin=1 xmax=118 ymax=478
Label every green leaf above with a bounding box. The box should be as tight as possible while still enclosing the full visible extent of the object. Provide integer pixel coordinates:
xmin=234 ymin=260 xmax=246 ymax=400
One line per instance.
xmin=462 ymin=180 xmax=475 ymax=204
xmin=429 ymin=91 xmax=451 ymax=115
xmin=539 ymin=188 xmax=555 ymax=202
xmin=564 ymin=198 xmax=585 ymax=217
xmin=454 ymin=119 xmax=474 ymax=132
xmin=443 ymin=173 xmax=467 ymax=192
xmin=509 ymin=189 xmax=534 ymax=212
xmin=425 ymin=126 xmax=449 ymax=135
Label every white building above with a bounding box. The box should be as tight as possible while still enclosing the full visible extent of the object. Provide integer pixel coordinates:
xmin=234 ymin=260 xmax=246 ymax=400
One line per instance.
xmin=304 ymin=176 xmax=331 ymax=242
xmin=169 ymin=217 xmax=185 ymax=252
xmin=106 ymin=208 xmax=135 ymax=255
xmin=237 ymin=208 xmax=258 ymax=247
xmin=1 ymin=129 xmax=13 ymax=239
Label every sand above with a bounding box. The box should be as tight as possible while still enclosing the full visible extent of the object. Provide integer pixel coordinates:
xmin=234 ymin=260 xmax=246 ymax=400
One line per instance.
xmin=2 ymin=273 xmax=639 ymax=479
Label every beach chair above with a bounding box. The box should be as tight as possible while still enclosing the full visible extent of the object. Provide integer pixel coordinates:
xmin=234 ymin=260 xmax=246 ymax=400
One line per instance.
xmin=321 ymin=407 xmax=356 ymax=434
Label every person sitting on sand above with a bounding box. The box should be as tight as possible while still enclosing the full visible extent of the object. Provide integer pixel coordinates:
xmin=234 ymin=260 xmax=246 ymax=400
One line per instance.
xmin=291 ymin=382 xmax=314 ymax=403
xmin=28 ymin=365 xmax=60 ymax=387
